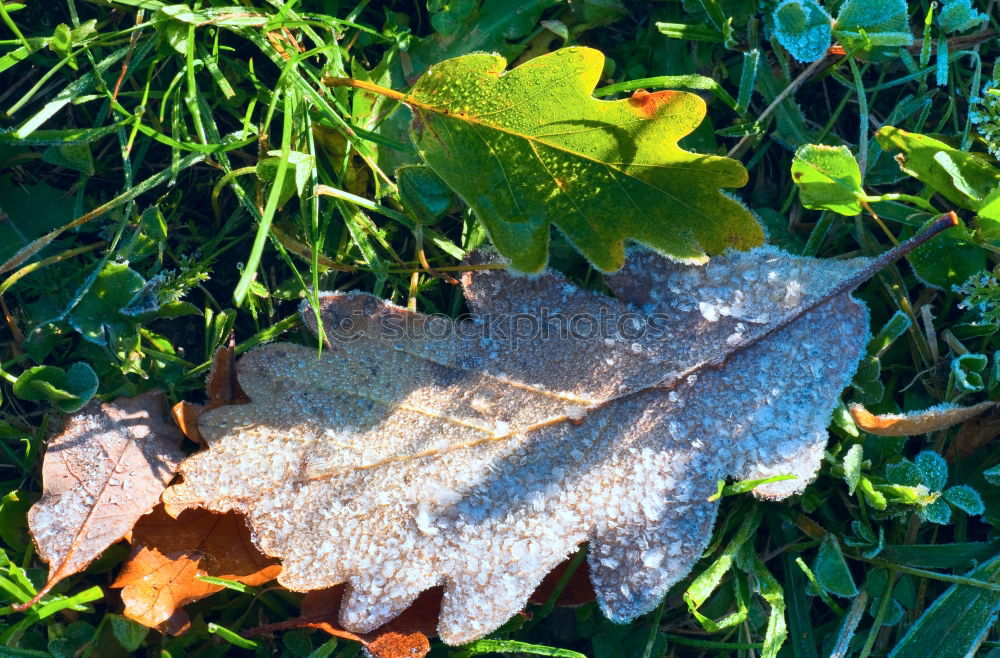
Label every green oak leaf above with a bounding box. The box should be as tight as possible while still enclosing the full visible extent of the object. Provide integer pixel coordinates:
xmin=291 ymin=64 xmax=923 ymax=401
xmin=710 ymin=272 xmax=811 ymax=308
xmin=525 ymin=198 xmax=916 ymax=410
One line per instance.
xmin=404 ymin=47 xmax=763 ymax=272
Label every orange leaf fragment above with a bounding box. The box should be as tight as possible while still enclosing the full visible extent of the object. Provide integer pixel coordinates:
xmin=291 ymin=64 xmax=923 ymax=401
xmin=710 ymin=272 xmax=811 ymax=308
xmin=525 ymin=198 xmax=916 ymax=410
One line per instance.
xmin=112 ymin=505 xmax=280 ymax=633
xmin=249 ymin=585 xmax=440 ymax=658
xmin=849 ymin=401 xmax=996 ymax=436
xmin=171 ymin=400 xmax=206 ymax=446
xmin=22 ymin=392 xmax=184 ymax=610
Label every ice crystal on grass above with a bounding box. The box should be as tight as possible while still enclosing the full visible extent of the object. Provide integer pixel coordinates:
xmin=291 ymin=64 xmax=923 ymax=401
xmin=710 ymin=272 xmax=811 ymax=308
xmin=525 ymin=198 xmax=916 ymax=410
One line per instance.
xmin=163 ymin=247 xmax=874 ymax=644
xmin=971 ymin=76 xmax=1000 ymax=159
xmin=955 ymin=271 xmax=1000 ymax=325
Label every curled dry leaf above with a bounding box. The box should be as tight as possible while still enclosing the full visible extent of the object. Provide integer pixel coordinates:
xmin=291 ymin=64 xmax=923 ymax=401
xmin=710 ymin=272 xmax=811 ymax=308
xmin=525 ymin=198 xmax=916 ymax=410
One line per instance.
xmin=22 ymin=392 xmax=184 ymax=609
xmin=171 ymin=345 xmax=249 ymax=446
xmin=112 ymin=505 xmax=280 ymax=633
xmin=849 ymin=401 xmax=996 ymax=436
xmin=162 ymin=219 xmax=953 ymax=644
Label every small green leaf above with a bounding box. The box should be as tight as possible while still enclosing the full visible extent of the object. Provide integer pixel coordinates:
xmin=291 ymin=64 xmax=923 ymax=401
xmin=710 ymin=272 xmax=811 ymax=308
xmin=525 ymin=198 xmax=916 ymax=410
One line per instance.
xmin=428 ymin=0 xmax=477 ymax=37
xmin=852 ymin=354 xmax=884 ymax=403
xmin=869 ymin=594 xmax=905 ymax=626
xmin=849 ymin=519 xmax=877 ymax=545
xmin=885 ymin=460 xmax=923 ymax=487
xmin=858 ymin=477 xmax=887 ymax=509
xmin=933 ymin=150 xmax=995 ymax=202
xmin=888 ymin=554 xmax=1000 ymax=657
xmin=49 ymin=22 xmax=72 ymax=55
xmin=406 ymin=47 xmax=763 ymax=272
xmin=773 ymin=0 xmax=833 ymax=62
xmin=709 ymin=474 xmax=797 ymax=501
xmin=951 ymin=352 xmax=988 ymax=394
xmin=12 ymin=362 xmax=98 ymax=412
xmin=944 ymin=485 xmax=985 ymax=515
xmin=878 ymin=483 xmax=935 ymax=506
xmin=843 ymin=444 xmax=863 ymax=495
xmin=907 ymin=219 xmax=986 ymax=290
xmin=0 ymin=178 xmax=76 ymax=266
xmin=921 ymin=498 xmax=952 ymax=524
xmin=834 ymin=0 xmax=913 ymax=56
xmin=791 ymin=144 xmax=865 ymax=215
xmin=813 ymin=535 xmax=858 ymax=598
xmin=867 ymin=310 xmax=911 ymax=357
xmin=68 ymin=262 xmax=146 ymax=346
xmin=0 ymin=490 xmax=34 ymax=549
xmin=108 ymin=614 xmax=148 ymax=652
xmin=914 ymin=451 xmax=948 ymax=490
xmin=256 ymin=150 xmax=314 ymax=210
xmin=976 ymin=186 xmax=1000 ymax=241
xmin=42 ymin=143 xmax=94 ymax=175
xmin=49 ymin=620 xmax=97 ymax=657
xmin=984 ymin=464 xmax=1000 ymax=486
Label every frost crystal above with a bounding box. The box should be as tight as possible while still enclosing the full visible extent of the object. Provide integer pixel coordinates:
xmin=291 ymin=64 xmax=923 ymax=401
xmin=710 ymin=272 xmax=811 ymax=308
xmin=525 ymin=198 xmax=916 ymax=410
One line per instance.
xmin=970 ymin=76 xmax=1000 ymax=159
xmin=163 ymin=247 xmax=871 ymax=644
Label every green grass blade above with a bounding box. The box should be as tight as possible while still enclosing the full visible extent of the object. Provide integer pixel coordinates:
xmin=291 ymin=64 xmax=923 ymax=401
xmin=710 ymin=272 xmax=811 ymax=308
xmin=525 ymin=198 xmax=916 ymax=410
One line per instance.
xmin=888 ymin=554 xmax=1000 ymax=657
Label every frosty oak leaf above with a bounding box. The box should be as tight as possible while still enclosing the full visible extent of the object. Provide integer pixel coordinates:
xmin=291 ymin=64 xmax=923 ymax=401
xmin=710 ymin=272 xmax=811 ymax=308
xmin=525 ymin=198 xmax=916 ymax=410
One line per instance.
xmin=160 ymin=216 xmax=955 ymax=644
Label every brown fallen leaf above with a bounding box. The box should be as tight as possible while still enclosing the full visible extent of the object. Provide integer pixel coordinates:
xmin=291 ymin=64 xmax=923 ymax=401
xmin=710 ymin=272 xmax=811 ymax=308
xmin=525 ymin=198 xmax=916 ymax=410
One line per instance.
xmin=21 ymin=392 xmax=185 ymax=609
xmin=849 ymin=401 xmax=996 ymax=436
xmin=161 ymin=220 xmax=950 ymax=643
xmin=112 ymin=504 xmax=280 ymax=633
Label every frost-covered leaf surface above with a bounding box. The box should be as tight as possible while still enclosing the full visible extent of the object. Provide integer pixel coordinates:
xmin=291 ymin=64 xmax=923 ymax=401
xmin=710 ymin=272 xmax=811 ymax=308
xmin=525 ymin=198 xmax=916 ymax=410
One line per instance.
xmin=939 ymin=0 xmax=989 ymax=33
xmin=162 ymin=245 xmax=873 ymax=644
xmin=402 ymin=46 xmax=763 ymax=272
xmin=773 ymin=0 xmax=833 ymax=63
xmin=833 ymin=0 xmax=913 ymax=53
xmin=25 ymin=392 xmax=185 ymax=607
